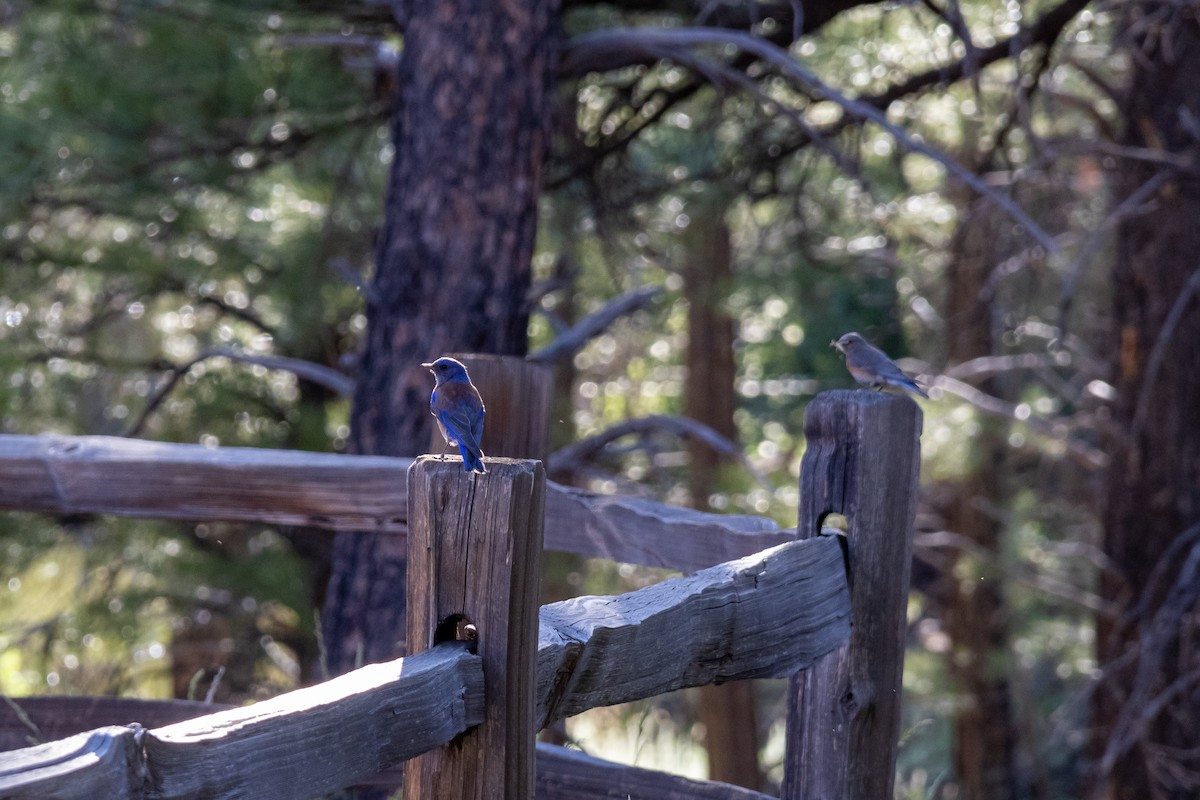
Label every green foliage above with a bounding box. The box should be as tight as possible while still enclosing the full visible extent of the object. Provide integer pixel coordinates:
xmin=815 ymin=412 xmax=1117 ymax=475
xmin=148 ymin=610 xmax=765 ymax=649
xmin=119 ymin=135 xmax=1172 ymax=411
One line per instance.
xmin=0 ymin=0 xmax=387 ymax=701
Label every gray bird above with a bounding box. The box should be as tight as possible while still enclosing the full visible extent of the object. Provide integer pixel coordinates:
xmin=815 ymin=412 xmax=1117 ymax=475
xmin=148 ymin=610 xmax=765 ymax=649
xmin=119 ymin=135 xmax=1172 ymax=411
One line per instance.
xmin=830 ymin=332 xmax=929 ymax=399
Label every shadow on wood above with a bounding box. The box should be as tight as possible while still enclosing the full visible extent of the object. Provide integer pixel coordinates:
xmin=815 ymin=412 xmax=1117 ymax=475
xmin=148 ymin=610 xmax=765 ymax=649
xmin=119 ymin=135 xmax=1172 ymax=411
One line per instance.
xmin=535 ymin=536 xmax=850 ymax=728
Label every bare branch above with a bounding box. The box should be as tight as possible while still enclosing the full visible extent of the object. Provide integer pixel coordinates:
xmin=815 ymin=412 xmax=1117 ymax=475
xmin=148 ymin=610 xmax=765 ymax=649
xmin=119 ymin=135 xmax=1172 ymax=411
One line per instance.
xmin=126 ymin=348 xmax=353 ymax=437
xmin=1099 ymin=523 xmax=1200 ymax=776
xmin=1130 ymin=266 xmax=1200 ymax=444
xmin=564 ymin=26 xmax=1063 ymax=256
xmin=920 ymin=0 xmax=981 ymax=96
xmin=195 ymin=294 xmax=274 ymax=336
xmin=914 ymin=530 xmax=1115 ymax=615
xmin=548 ymin=414 xmax=767 ymax=487
xmin=563 ymin=0 xmax=1093 ymax=215
xmin=659 ymin=44 xmax=870 ymax=187
xmin=210 ymin=348 xmax=355 ymax=396
xmin=1056 ymin=171 xmax=1168 ymax=337
xmin=549 ymin=78 xmax=707 ymax=191
xmin=931 ymin=374 xmax=1108 ymax=469
xmin=943 ymin=352 xmax=1071 ymax=381
xmin=529 ymin=286 xmax=664 ymax=364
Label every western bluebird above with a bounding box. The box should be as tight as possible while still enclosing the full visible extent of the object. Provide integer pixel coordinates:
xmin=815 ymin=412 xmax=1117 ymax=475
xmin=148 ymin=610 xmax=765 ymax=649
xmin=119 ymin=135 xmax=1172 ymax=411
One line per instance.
xmin=422 ymin=356 xmax=487 ymax=473
xmin=830 ymin=332 xmax=929 ymax=399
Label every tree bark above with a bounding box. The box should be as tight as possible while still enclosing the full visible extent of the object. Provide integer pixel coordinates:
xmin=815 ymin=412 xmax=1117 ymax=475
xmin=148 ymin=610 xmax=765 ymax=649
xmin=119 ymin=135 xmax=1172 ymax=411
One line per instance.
xmin=936 ymin=186 xmax=1021 ymax=800
xmin=1094 ymin=7 xmax=1200 ymax=797
xmin=683 ymin=203 xmax=762 ymax=791
xmin=322 ymin=0 xmax=560 ymax=675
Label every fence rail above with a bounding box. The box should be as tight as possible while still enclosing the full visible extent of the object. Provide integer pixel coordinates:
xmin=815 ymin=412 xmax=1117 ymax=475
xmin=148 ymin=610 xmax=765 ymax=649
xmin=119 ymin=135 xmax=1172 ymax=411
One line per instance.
xmin=0 ymin=387 xmax=922 ymax=799
xmin=0 ymin=646 xmax=484 ymax=799
xmin=0 ymin=536 xmax=847 ymax=798
xmin=0 ymin=434 xmax=793 ymax=573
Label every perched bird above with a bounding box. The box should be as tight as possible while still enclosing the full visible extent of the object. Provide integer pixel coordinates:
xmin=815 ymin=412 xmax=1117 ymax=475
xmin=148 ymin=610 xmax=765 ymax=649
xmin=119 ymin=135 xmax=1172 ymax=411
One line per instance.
xmin=422 ymin=356 xmax=487 ymax=473
xmin=830 ymin=332 xmax=929 ymax=399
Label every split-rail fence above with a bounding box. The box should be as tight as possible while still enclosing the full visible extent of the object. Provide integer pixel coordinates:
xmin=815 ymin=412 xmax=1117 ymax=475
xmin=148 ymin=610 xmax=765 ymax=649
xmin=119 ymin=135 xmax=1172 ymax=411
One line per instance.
xmin=0 ymin=355 xmax=922 ymax=800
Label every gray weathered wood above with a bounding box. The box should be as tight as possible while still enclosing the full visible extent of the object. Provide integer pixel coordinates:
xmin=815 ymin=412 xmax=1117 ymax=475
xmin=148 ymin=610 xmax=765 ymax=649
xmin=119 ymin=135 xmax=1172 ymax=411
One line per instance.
xmin=0 ymin=433 xmax=410 ymax=532
xmin=143 ymin=644 xmax=483 ymax=800
xmin=781 ymin=390 xmax=922 ymax=800
xmin=405 ymin=456 xmax=547 ymax=800
xmin=0 ymin=726 xmax=138 ymax=799
xmin=543 ymin=482 xmax=795 ymax=572
xmin=535 ymin=535 xmax=850 ymax=728
xmin=0 ymin=696 xmax=224 ymax=753
xmin=0 ymin=534 xmax=851 ymax=798
xmin=534 ymin=742 xmax=774 ymax=800
xmin=0 ymin=433 xmax=794 ymax=572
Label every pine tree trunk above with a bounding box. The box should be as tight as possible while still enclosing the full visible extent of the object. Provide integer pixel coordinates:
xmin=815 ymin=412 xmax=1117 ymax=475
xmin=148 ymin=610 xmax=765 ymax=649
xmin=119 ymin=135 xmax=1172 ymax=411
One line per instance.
xmin=683 ymin=203 xmax=762 ymax=791
xmin=1094 ymin=7 xmax=1200 ymax=797
xmin=321 ymin=0 xmax=559 ymax=674
xmin=937 ymin=188 xmax=1021 ymax=800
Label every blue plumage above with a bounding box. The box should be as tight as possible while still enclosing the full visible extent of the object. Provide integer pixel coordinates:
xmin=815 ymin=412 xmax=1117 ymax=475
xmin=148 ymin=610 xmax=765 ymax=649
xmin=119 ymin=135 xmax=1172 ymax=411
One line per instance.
xmin=422 ymin=356 xmax=487 ymax=473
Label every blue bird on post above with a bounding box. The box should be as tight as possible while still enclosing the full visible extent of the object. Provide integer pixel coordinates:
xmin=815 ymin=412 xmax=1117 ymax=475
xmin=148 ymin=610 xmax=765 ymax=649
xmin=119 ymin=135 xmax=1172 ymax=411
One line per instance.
xmin=422 ymin=356 xmax=487 ymax=473
xmin=831 ymin=332 xmax=929 ymax=399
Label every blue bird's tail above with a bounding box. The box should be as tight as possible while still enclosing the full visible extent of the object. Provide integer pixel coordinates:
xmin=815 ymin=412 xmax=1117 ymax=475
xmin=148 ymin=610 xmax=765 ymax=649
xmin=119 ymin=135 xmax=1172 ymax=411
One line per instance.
xmin=897 ymin=377 xmax=930 ymax=399
xmin=459 ymin=443 xmax=487 ymax=474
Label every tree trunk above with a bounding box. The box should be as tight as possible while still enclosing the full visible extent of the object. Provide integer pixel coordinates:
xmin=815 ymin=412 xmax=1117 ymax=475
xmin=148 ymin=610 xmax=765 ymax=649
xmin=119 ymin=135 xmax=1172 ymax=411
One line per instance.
xmin=321 ymin=0 xmax=559 ymax=675
xmin=683 ymin=202 xmax=762 ymax=791
xmin=934 ymin=187 xmax=1022 ymax=800
xmin=1094 ymin=7 xmax=1200 ymax=797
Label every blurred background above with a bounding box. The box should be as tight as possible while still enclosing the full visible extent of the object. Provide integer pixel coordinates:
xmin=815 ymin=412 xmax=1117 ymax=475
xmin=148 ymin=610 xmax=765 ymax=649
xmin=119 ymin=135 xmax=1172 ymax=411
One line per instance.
xmin=0 ymin=1 xmax=1197 ymax=798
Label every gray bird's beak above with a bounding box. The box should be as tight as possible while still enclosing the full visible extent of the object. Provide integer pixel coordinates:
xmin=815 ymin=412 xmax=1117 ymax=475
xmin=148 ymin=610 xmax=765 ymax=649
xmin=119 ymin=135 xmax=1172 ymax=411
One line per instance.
xmin=420 ymin=361 xmax=434 ymax=369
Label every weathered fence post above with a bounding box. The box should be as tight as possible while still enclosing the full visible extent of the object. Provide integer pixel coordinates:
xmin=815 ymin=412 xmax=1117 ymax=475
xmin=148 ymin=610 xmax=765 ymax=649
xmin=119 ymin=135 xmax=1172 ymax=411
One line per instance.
xmin=781 ymin=390 xmax=922 ymax=800
xmin=404 ymin=455 xmax=547 ymax=799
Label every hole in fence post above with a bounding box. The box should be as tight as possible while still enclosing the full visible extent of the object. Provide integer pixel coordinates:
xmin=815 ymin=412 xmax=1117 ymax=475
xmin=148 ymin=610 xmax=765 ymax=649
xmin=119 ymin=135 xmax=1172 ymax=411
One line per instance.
xmin=818 ymin=511 xmax=852 ymax=589
xmin=434 ymin=614 xmax=478 ymax=653
xmin=818 ymin=512 xmax=849 ymax=537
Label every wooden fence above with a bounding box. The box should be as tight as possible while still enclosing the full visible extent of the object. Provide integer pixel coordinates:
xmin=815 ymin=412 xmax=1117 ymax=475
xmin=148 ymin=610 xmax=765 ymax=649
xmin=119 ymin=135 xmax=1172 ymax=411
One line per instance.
xmin=0 ymin=387 xmax=921 ymax=799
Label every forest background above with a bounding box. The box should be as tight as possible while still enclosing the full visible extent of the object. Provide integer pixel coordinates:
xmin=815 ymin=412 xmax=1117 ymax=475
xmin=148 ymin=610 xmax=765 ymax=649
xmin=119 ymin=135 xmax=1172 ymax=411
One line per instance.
xmin=0 ymin=1 xmax=1197 ymax=799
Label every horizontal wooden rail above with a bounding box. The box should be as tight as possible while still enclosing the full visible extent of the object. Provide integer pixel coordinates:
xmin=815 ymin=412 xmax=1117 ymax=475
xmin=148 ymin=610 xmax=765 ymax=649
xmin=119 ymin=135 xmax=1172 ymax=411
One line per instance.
xmin=0 ymin=433 xmax=796 ymax=572
xmin=535 ymin=742 xmax=775 ymax=800
xmin=0 ymin=700 xmax=773 ymax=800
xmin=535 ymin=536 xmax=850 ymax=728
xmin=0 ymin=434 xmax=410 ymax=533
xmin=546 ymin=482 xmax=794 ymax=573
xmin=0 ymin=726 xmax=139 ymax=798
xmin=0 ymin=645 xmax=484 ymax=800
